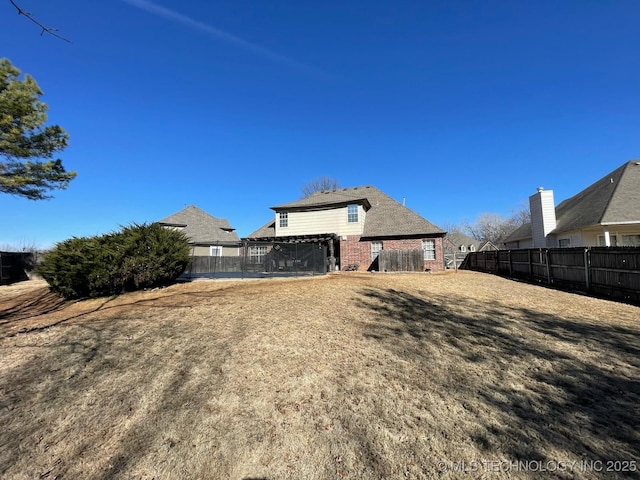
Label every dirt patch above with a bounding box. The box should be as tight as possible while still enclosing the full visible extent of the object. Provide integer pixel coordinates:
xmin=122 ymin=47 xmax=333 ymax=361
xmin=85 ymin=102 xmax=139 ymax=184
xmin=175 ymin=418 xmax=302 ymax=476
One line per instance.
xmin=1 ymin=272 xmax=639 ymax=479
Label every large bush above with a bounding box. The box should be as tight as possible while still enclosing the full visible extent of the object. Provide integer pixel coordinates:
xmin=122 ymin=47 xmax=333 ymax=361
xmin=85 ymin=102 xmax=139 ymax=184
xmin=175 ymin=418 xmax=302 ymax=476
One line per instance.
xmin=38 ymin=223 xmax=191 ymax=298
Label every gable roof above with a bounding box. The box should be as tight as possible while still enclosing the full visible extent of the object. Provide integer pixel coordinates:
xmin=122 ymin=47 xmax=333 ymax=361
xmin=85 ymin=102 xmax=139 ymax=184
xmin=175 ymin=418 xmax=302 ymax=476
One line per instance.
xmin=270 ymin=185 xmax=445 ymax=238
xmin=158 ymin=205 xmax=240 ymax=244
xmin=247 ymin=219 xmax=276 ymax=239
xmin=445 ymin=232 xmax=482 ymax=249
xmin=503 ymin=222 xmax=532 ymax=244
xmin=444 ymin=233 xmax=499 ymax=251
xmin=553 ymin=160 xmax=640 ymax=233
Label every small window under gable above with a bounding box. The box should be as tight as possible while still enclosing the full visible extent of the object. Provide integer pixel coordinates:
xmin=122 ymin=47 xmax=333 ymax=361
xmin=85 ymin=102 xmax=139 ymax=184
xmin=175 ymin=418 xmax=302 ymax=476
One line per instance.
xmin=279 ymin=212 xmax=288 ymax=228
xmin=347 ymin=204 xmax=358 ymax=223
xmin=460 ymin=245 xmax=466 ymax=252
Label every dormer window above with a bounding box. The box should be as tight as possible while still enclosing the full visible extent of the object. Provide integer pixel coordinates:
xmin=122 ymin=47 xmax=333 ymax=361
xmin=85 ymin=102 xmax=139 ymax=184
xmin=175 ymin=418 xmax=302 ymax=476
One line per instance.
xmin=469 ymin=245 xmax=476 ymax=252
xmin=347 ymin=204 xmax=358 ymax=223
xmin=460 ymin=245 xmax=466 ymax=252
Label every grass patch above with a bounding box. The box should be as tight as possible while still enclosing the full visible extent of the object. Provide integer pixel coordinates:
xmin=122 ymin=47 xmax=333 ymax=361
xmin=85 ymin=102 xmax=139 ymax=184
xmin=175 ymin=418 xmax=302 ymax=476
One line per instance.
xmin=1 ymin=272 xmax=639 ymax=479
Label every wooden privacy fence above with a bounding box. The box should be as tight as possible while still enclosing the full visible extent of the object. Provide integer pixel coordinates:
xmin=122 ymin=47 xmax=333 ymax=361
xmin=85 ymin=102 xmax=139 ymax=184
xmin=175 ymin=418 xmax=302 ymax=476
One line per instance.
xmin=0 ymin=252 xmax=34 ymax=285
xmin=378 ymin=249 xmax=425 ymax=272
xmin=462 ymin=247 xmax=640 ymax=304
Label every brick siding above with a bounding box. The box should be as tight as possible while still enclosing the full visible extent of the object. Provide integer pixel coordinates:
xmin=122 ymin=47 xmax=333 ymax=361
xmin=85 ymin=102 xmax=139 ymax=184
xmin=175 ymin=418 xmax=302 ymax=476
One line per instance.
xmin=338 ymin=236 xmax=444 ymax=272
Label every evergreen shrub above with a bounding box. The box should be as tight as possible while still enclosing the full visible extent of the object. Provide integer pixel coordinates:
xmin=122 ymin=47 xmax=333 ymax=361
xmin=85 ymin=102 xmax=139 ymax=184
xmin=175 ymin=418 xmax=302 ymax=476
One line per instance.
xmin=38 ymin=223 xmax=190 ymax=298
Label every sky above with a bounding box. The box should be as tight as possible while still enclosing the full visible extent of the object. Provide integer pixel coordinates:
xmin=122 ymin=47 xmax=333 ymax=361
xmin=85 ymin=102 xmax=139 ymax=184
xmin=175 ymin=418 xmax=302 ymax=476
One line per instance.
xmin=1 ymin=0 xmax=639 ymax=249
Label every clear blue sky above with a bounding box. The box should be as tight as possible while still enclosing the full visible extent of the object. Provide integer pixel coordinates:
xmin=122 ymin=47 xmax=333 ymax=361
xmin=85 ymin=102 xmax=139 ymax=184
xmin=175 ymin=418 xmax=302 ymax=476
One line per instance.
xmin=2 ymin=0 xmax=639 ymax=249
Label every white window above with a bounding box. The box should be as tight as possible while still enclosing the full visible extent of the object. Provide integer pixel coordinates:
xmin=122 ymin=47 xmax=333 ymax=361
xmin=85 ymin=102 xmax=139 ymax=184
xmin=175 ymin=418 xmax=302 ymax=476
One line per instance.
xmin=597 ymin=235 xmax=618 ymax=246
xmin=250 ymin=246 xmax=267 ymax=263
xmin=621 ymin=235 xmax=640 ymax=246
xmin=558 ymin=238 xmax=571 ymax=248
xmin=460 ymin=245 xmax=466 ymax=252
xmin=210 ymin=246 xmax=222 ymax=257
xmin=279 ymin=212 xmax=288 ymax=228
xmin=469 ymin=244 xmax=476 ymax=252
xmin=422 ymin=239 xmax=436 ymax=261
xmin=347 ymin=204 xmax=358 ymax=223
xmin=371 ymin=241 xmax=383 ymax=261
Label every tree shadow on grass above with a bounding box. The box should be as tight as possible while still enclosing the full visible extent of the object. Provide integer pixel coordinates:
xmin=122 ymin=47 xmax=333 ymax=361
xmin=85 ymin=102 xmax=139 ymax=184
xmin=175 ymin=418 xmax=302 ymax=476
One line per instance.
xmin=357 ymin=287 xmax=640 ymax=475
xmin=0 ymin=287 xmax=68 ymax=323
xmin=0 ymin=283 xmax=239 ymax=338
xmin=0 ymin=284 xmax=253 ymax=479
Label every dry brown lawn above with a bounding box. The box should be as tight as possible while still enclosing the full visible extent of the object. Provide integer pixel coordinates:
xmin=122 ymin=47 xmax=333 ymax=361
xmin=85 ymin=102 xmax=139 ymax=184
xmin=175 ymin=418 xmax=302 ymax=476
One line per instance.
xmin=1 ymin=271 xmax=639 ymax=480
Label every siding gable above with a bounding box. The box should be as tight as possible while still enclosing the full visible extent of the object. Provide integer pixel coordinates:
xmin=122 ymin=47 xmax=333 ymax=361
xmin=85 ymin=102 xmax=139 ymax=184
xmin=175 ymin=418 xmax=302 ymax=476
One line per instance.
xmin=275 ymin=205 xmax=365 ymax=236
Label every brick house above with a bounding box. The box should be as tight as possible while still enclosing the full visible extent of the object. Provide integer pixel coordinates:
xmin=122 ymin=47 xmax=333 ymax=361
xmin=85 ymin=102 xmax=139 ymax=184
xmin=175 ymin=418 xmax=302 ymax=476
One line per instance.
xmin=246 ymin=186 xmax=445 ymax=271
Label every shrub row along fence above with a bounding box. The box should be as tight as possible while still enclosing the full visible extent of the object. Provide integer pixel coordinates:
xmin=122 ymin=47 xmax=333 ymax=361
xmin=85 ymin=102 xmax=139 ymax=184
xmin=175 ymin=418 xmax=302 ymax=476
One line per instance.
xmin=462 ymin=247 xmax=640 ymax=304
xmin=0 ymin=252 xmax=35 ymax=285
xmin=183 ymin=242 xmax=328 ymax=279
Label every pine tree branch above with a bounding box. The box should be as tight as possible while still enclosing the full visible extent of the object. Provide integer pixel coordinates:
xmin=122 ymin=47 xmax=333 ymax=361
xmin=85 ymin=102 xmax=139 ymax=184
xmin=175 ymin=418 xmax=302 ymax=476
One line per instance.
xmin=9 ymin=0 xmax=71 ymax=43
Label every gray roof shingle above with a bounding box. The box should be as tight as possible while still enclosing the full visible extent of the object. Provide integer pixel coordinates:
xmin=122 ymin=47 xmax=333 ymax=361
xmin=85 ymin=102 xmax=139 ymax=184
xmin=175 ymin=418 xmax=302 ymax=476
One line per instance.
xmin=158 ymin=205 xmax=240 ymax=244
xmin=553 ymin=160 xmax=640 ymax=233
xmin=445 ymin=233 xmax=482 ymax=249
xmin=503 ymin=222 xmax=532 ymax=243
xmin=247 ymin=219 xmax=276 ymax=239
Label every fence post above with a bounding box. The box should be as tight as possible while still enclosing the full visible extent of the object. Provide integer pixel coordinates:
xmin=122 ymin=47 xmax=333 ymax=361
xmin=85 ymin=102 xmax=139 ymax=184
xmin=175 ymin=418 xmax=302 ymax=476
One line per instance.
xmin=508 ymin=250 xmax=513 ymax=276
xmin=545 ymin=249 xmax=552 ymax=284
xmin=242 ymin=241 xmax=246 ymax=279
xmin=528 ymin=249 xmax=533 ymax=279
xmin=584 ymin=248 xmax=591 ymax=292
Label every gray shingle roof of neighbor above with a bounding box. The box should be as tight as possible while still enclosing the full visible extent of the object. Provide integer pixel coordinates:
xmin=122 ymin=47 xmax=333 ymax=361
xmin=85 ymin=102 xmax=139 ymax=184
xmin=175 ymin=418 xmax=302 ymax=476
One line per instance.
xmin=445 ymin=232 xmax=482 ymax=250
xmin=503 ymin=160 xmax=640 ymax=243
xmin=158 ymin=205 xmax=240 ymax=244
xmin=503 ymin=222 xmax=532 ymax=243
xmin=268 ymin=185 xmax=445 ymax=238
xmin=247 ymin=219 xmax=276 ymax=239
xmin=552 ymin=160 xmax=640 ymax=234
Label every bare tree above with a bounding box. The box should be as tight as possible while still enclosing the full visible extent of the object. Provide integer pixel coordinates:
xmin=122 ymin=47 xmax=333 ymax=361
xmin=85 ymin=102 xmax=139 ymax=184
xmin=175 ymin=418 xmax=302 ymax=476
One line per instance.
xmin=9 ymin=0 xmax=71 ymax=42
xmin=509 ymin=202 xmax=531 ymax=226
xmin=462 ymin=206 xmax=530 ymax=245
xmin=301 ymin=176 xmax=341 ymax=198
xmin=439 ymin=222 xmax=463 ymax=235
xmin=0 ymin=239 xmax=42 ymax=253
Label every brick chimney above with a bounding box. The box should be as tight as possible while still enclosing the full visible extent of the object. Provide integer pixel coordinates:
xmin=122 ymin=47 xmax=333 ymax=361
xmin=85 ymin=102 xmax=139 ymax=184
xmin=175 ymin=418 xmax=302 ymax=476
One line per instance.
xmin=529 ymin=187 xmax=556 ymax=247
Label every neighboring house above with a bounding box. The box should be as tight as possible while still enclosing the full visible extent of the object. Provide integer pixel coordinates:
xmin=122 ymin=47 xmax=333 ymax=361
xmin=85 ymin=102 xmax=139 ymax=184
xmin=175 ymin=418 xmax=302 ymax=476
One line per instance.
xmin=504 ymin=160 xmax=640 ymax=249
xmin=443 ymin=233 xmax=498 ymax=268
xmin=246 ymin=185 xmax=446 ymax=271
xmin=158 ymin=205 xmax=240 ymax=256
